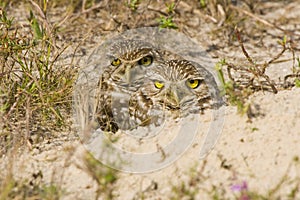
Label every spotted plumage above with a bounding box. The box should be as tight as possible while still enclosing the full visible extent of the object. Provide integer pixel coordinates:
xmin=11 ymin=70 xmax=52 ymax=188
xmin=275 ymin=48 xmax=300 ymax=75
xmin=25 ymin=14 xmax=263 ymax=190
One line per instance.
xmin=128 ymin=59 xmax=218 ymax=127
xmin=95 ymin=40 xmax=164 ymax=133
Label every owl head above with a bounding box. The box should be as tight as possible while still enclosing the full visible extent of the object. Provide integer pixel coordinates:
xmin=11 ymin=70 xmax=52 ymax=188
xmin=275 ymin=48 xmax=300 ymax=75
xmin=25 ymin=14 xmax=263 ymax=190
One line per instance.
xmin=108 ymin=40 xmax=163 ymax=91
xmin=141 ymin=60 xmax=213 ymax=115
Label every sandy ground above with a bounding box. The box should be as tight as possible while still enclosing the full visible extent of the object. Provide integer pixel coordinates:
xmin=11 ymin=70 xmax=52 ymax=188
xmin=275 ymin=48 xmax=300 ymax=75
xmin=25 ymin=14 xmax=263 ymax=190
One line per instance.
xmin=2 ymin=88 xmax=299 ymax=199
xmin=1 ymin=1 xmax=300 ymax=199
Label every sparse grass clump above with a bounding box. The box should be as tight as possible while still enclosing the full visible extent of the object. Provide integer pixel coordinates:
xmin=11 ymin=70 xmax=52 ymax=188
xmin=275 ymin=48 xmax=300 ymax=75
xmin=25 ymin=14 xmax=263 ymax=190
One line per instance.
xmin=158 ymin=16 xmax=178 ymax=29
xmin=127 ymin=0 xmax=140 ymax=11
xmin=157 ymin=2 xmax=178 ymax=29
xmin=0 ymin=170 xmax=63 ymax=200
xmin=215 ymin=29 xmax=298 ymax=119
xmin=0 ymin=8 xmax=77 ymax=149
xmin=82 ymin=152 xmax=118 ymax=200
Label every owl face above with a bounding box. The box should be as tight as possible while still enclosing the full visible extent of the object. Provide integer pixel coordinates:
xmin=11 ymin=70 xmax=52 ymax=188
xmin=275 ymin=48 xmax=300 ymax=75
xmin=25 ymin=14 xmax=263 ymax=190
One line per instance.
xmin=108 ymin=40 xmax=162 ymax=91
xmin=141 ymin=60 xmax=211 ymax=113
xmin=96 ymin=40 xmax=165 ymax=132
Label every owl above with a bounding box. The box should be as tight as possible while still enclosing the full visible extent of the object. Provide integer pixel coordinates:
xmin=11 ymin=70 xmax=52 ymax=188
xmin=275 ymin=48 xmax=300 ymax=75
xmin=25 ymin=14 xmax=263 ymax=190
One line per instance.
xmin=95 ymin=40 xmax=166 ymax=133
xmin=128 ymin=59 xmax=220 ymax=127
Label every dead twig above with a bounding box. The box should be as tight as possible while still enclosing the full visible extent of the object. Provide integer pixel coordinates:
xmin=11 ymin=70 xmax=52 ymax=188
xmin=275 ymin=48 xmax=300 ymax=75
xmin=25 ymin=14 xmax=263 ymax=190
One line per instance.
xmin=68 ymin=2 xmax=106 ymax=23
xmin=235 ymin=27 xmax=278 ymax=94
xmin=229 ymin=5 xmax=300 ymax=37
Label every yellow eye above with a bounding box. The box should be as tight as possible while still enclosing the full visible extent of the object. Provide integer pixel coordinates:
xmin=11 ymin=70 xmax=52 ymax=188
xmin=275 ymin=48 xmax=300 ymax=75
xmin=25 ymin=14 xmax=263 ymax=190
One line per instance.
xmin=154 ymin=81 xmax=164 ymax=89
xmin=186 ymin=79 xmax=200 ymax=89
xmin=111 ymin=58 xmax=121 ymax=66
xmin=138 ymin=55 xmax=153 ymax=66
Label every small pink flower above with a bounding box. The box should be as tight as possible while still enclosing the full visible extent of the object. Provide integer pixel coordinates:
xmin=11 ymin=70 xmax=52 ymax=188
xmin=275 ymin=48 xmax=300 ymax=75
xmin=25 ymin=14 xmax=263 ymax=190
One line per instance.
xmin=231 ymin=181 xmax=250 ymax=200
xmin=231 ymin=181 xmax=248 ymax=192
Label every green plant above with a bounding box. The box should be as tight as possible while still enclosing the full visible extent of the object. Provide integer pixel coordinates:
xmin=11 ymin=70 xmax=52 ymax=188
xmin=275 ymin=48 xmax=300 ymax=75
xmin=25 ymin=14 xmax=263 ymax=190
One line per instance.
xmin=171 ymin=182 xmax=198 ymax=200
xmin=295 ymin=79 xmax=300 ymax=87
xmin=215 ymin=59 xmax=251 ymax=115
xmin=294 ymin=58 xmax=300 ymax=87
xmin=166 ymin=2 xmax=175 ymax=14
xmin=158 ymin=16 xmax=178 ymax=29
xmin=127 ymin=0 xmax=140 ymax=11
xmin=215 ymin=31 xmax=294 ymax=118
xmin=0 ymin=173 xmax=15 ymax=200
xmin=199 ymin=0 xmax=206 ymax=8
xmin=83 ymin=152 xmax=118 ymax=200
xmin=0 ymin=170 xmax=63 ymax=200
xmin=156 ymin=1 xmax=179 ymax=29
xmin=0 ymin=9 xmax=76 ymax=147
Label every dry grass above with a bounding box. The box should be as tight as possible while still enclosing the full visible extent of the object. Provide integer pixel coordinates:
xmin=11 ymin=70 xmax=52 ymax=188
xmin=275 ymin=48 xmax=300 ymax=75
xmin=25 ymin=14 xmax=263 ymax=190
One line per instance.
xmin=0 ymin=7 xmax=77 ymax=151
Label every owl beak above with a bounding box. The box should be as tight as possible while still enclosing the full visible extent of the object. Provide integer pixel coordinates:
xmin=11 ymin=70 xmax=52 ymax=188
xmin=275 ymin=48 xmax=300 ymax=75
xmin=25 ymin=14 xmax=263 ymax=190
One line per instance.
xmin=124 ymin=65 xmax=131 ymax=83
xmin=167 ymin=88 xmax=180 ymax=107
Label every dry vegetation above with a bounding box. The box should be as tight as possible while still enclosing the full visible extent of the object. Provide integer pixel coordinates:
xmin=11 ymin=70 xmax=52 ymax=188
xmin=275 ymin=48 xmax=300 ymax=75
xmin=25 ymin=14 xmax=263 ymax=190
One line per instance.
xmin=1 ymin=0 xmax=300 ymax=199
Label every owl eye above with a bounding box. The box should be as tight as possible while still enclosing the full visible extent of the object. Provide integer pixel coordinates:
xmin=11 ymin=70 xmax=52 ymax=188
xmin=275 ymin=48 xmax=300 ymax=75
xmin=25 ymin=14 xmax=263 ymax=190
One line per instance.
xmin=154 ymin=81 xmax=164 ymax=89
xmin=138 ymin=55 xmax=153 ymax=66
xmin=186 ymin=79 xmax=200 ymax=89
xmin=111 ymin=58 xmax=121 ymax=66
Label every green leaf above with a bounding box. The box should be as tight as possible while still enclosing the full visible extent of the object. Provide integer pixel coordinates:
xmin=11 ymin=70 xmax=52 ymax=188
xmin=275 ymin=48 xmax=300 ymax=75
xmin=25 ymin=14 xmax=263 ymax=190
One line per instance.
xmin=295 ymin=79 xmax=300 ymax=88
xmin=282 ymin=35 xmax=287 ymax=45
xmin=200 ymin=0 xmax=206 ymax=8
xmin=215 ymin=61 xmax=226 ymax=86
xmin=29 ymin=10 xmax=43 ymax=40
xmin=158 ymin=16 xmax=178 ymax=29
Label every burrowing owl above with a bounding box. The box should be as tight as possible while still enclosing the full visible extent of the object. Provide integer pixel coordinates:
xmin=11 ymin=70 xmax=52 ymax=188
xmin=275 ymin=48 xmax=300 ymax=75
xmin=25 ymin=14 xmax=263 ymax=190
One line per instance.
xmin=128 ymin=59 xmax=220 ymax=127
xmin=95 ymin=40 xmax=165 ymax=133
